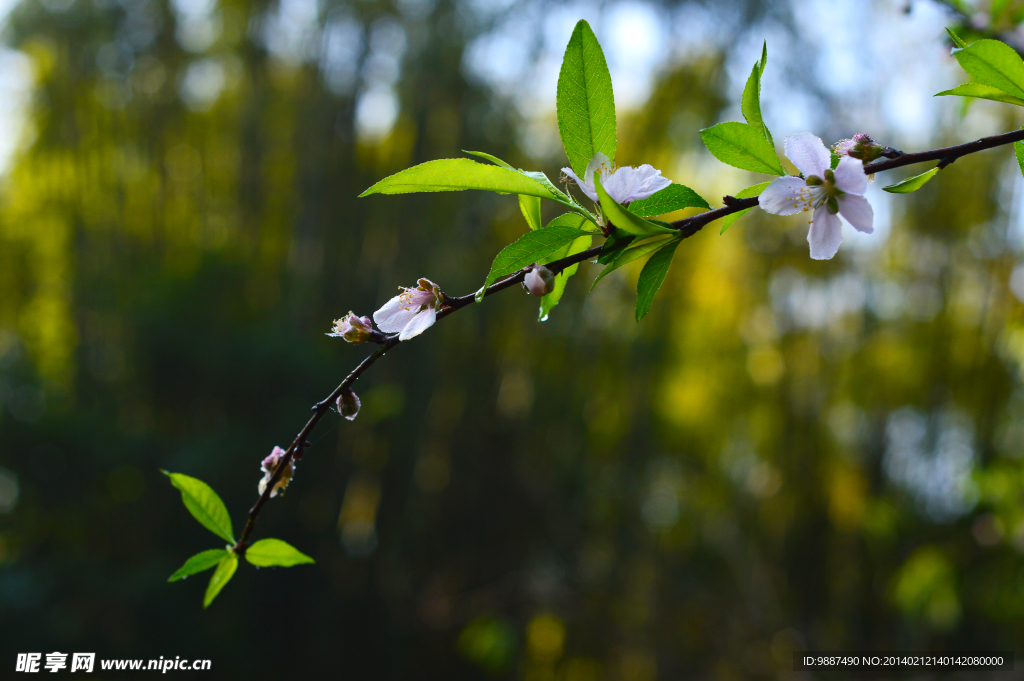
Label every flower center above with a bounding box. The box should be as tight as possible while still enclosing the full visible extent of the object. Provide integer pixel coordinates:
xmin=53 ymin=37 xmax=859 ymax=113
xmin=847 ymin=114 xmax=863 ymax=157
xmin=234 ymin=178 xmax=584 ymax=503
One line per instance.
xmin=804 ymin=169 xmax=843 ymax=214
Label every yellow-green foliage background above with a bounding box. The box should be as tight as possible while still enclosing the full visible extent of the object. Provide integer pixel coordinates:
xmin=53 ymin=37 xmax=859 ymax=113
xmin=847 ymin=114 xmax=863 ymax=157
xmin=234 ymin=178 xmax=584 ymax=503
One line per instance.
xmin=2 ymin=0 xmax=1024 ymax=678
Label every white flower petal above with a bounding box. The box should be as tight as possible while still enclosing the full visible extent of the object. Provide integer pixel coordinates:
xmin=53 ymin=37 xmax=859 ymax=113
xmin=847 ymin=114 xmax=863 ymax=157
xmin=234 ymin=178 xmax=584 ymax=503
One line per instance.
xmin=374 ymin=296 xmax=416 ymax=333
xmin=631 ymin=165 xmax=672 ymax=201
xmin=784 ymin=131 xmax=830 ymax=178
xmin=838 ymin=194 xmax=874 ymax=233
xmin=833 ymin=156 xmax=867 ymax=195
xmin=808 ymin=206 xmax=843 ymax=260
xmin=398 ymin=306 xmax=437 ymax=341
xmin=603 ymin=166 xmax=636 ymax=203
xmin=563 ymin=166 xmax=597 ymax=203
xmin=758 ymin=176 xmax=810 ymax=216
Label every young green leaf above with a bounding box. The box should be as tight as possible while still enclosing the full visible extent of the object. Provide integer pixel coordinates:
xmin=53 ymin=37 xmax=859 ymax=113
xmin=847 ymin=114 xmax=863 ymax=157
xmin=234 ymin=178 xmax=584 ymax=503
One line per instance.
xmin=477 ymin=220 xmax=592 ymax=298
xmin=1015 ymin=140 xmax=1024 ymax=178
xmin=162 ymin=471 xmax=235 ymax=544
xmin=700 ymin=122 xmax=784 ymax=176
xmin=169 ymin=549 xmax=229 ymax=582
xmin=556 ymin=20 xmax=616 ymax=178
xmin=952 ymin=39 xmax=1024 ymax=100
xmin=591 ymin=236 xmax=676 ymax=291
xmin=359 ymin=159 xmax=559 ymax=200
xmin=635 ymin=239 xmax=681 ymax=321
xmin=935 ymin=82 xmax=1024 ymax=106
xmin=245 ymin=538 xmax=316 ymax=567
xmin=203 ymin=553 xmax=238 ymax=608
xmin=882 ymin=167 xmax=940 ymax=193
xmin=595 ymin=174 xmax=675 ymax=237
xmin=627 ymin=184 xmax=710 ymax=217
xmin=539 ymin=233 xmax=593 ymax=321
xmin=946 ymin=27 xmax=969 ymax=50
xmin=741 ymin=42 xmax=773 ymax=145
xmin=519 ymin=195 xmax=542 ymax=230
xmin=720 ymin=181 xmax=770 ymax=234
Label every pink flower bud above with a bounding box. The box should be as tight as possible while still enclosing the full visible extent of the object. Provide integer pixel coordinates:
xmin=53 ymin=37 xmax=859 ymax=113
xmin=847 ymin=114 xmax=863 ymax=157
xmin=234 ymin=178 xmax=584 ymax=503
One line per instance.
xmin=258 ymin=446 xmax=295 ymax=498
xmin=337 ymin=389 xmax=360 ymax=421
xmin=328 ymin=312 xmax=374 ymax=344
xmin=524 ymin=265 xmax=555 ymax=296
xmin=832 ymin=133 xmax=886 ymax=163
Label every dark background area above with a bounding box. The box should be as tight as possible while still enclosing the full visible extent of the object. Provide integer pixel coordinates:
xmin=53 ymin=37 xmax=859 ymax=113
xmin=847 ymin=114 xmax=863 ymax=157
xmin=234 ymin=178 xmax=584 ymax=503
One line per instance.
xmin=3 ymin=0 xmax=1024 ymax=678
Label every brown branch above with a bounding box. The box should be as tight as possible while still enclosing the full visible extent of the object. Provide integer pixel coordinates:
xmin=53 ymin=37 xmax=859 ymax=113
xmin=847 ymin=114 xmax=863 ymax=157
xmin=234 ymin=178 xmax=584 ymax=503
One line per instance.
xmin=234 ymin=124 xmax=1024 ymax=552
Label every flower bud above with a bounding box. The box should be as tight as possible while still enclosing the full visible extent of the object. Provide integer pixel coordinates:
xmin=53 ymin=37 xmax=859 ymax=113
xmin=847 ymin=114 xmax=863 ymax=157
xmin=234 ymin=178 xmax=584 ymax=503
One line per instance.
xmin=524 ymin=265 xmax=555 ymax=296
xmin=833 ymin=133 xmax=886 ymax=163
xmin=328 ymin=312 xmax=374 ymax=344
xmin=258 ymin=446 xmax=295 ymax=498
xmin=337 ymin=389 xmax=360 ymax=421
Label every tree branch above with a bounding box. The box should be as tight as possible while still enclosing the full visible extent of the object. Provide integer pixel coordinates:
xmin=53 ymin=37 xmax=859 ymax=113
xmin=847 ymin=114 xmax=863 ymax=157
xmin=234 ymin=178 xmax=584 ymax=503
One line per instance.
xmin=234 ymin=124 xmax=1024 ymax=551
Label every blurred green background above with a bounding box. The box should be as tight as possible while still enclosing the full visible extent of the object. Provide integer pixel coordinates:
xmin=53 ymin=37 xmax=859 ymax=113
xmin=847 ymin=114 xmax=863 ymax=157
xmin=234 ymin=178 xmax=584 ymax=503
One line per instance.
xmin=3 ymin=0 xmax=1024 ymax=677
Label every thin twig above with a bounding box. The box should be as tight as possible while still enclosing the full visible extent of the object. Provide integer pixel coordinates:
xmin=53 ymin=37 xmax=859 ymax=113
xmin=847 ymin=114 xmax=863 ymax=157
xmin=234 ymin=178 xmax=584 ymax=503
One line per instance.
xmin=235 ymin=125 xmax=1024 ymax=550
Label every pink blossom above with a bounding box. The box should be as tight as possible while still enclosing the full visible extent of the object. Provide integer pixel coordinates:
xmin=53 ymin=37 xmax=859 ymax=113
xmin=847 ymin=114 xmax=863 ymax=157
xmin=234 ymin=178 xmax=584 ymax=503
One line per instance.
xmin=373 ymin=278 xmax=444 ymax=341
xmin=562 ymin=153 xmax=671 ymax=205
xmin=759 ymin=131 xmax=873 ymax=260
xmin=258 ymin=446 xmax=295 ymax=498
xmin=327 ymin=312 xmax=374 ymax=344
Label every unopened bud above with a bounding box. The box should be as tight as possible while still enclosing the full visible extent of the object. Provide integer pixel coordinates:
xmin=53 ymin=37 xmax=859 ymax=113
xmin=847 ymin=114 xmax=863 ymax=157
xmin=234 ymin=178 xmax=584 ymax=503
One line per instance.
xmin=328 ymin=312 xmax=374 ymax=344
xmin=337 ymin=389 xmax=360 ymax=421
xmin=833 ymin=133 xmax=886 ymax=163
xmin=523 ymin=264 xmax=555 ymax=296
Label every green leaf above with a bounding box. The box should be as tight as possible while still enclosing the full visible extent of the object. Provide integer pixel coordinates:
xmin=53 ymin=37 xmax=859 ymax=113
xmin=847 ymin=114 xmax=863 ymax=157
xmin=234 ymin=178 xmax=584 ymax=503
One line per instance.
xmin=556 ymin=20 xmax=617 ymax=178
xmin=741 ymin=42 xmax=773 ymax=146
xmin=463 ymin=154 xmax=576 ymax=207
xmin=946 ymin=27 xmax=969 ymax=50
xmin=477 ymin=219 xmax=592 ymax=299
xmin=168 ymin=548 xmax=229 ymax=582
xmin=700 ymin=122 xmax=784 ymax=176
xmin=720 ymin=181 xmax=770 ymax=234
xmin=245 ymin=538 xmax=316 ymax=567
xmin=1015 ymin=140 xmax=1024 ymax=179
xmin=519 ymin=195 xmax=542 ymax=231
xmin=595 ymin=174 xmax=675 ymax=237
xmin=359 ymin=159 xmax=558 ymax=200
xmin=539 ymin=233 xmax=593 ymax=321
xmin=935 ymin=82 xmax=1024 ymax=106
xmin=162 ymin=471 xmax=234 ymax=544
xmin=627 ymin=184 xmax=710 ymax=217
xmin=882 ymin=167 xmax=940 ymax=193
xmin=462 ymin=150 xmax=515 ymax=170
xmin=591 ymin=236 xmax=675 ymax=291
xmin=203 ymin=553 xmax=238 ymax=608
xmin=635 ymin=239 xmax=680 ymax=321
xmin=953 ymin=39 xmax=1024 ymax=100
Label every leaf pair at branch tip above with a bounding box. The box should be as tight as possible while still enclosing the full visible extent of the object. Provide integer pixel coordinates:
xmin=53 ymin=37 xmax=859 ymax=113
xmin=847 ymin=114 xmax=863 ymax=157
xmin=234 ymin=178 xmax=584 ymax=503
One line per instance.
xmin=164 ymin=471 xmax=314 ymax=607
xmin=701 ymin=44 xmax=783 ymax=177
xmin=937 ymin=29 xmax=1024 ymax=109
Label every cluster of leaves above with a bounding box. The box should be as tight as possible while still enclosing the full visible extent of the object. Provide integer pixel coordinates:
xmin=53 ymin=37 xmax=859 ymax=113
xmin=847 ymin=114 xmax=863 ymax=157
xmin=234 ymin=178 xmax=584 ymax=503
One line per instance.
xmin=360 ymin=20 xmax=715 ymax=321
xmin=164 ymin=472 xmax=314 ymax=607
xmin=937 ymin=28 xmax=1024 ymax=178
xmin=887 ymin=27 xmax=1024 ymax=193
